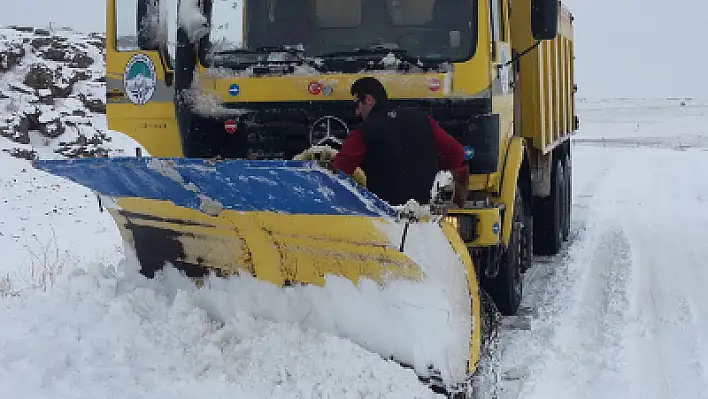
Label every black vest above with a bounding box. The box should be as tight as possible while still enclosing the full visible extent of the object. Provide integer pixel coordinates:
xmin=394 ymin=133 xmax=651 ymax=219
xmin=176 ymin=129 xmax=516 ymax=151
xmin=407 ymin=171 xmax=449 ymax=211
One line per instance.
xmin=358 ymin=106 xmax=440 ymax=206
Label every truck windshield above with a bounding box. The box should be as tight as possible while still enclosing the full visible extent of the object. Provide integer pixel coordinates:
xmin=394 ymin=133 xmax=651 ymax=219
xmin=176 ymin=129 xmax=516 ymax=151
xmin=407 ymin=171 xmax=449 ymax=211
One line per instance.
xmin=201 ymin=0 xmax=477 ymax=70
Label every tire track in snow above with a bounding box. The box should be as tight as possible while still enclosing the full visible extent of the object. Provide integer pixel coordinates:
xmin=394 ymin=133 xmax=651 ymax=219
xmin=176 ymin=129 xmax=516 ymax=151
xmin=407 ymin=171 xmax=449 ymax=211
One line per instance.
xmin=629 ymin=263 xmax=708 ymax=399
xmin=619 ymin=148 xmax=708 ymax=399
xmin=497 ymin=147 xmax=628 ymax=398
xmin=511 ymin=221 xmax=634 ymax=399
xmin=516 ymin=146 xmax=620 ymax=313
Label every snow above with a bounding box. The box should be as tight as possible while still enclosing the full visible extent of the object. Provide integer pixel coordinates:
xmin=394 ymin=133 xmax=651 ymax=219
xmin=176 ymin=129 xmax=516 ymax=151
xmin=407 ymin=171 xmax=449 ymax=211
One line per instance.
xmin=0 ymin=148 xmax=124 ymax=292
xmin=496 ymin=97 xmax=708 ymax=398
xmin=154 ymin=231 xmax=472 ymax=387
xmin=178 ymin=0 xmax=209 ymax=42
xmin=0 ymin=260 xmax=441 ymax=399
xmin=5 ymin=97 xmax=708 ymax=397
xmin=373 ymin=220 xmax=473 ymax=381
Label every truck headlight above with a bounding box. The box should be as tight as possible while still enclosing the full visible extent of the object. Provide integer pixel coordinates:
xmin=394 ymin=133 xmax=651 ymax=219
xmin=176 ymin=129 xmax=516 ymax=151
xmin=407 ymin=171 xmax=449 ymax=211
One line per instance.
xmin=443 ymin=214 xmax=477 ymax=242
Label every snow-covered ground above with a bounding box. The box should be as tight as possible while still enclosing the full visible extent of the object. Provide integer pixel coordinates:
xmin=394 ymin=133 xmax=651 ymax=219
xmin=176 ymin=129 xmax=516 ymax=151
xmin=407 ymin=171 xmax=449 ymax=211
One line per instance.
xmin=497 ymin=97 xmax=708 ymax=399
xmin=4 ymin=97 xmax=706 ymax=398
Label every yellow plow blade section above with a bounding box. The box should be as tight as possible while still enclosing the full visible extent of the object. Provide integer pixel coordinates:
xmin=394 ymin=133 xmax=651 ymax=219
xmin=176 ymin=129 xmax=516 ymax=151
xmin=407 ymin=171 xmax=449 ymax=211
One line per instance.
xmin=107 ymin=197 xmax=423 ymax=285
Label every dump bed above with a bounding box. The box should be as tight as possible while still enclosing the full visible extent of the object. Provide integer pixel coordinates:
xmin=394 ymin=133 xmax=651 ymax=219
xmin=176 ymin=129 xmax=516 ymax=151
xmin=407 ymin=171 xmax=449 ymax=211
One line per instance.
xmin=511 ymin=1 xmax=576 ymax=153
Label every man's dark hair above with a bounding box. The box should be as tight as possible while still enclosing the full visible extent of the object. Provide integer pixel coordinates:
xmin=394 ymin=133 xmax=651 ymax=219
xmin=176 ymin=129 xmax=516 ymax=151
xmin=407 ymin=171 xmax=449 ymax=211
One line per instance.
xmin=350 ymin=77 xmax=388 ymax=104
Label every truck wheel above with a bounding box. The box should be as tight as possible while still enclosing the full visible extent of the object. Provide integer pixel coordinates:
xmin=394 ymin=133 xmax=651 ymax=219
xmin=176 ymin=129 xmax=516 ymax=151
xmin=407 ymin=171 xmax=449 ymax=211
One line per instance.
xmin=484 ymin=187 xmax=525 ymax=315
xmin=465 ymin=289 xmax=501 ymax=399
xmin=533 ymin=159 xmax=563 ymax=255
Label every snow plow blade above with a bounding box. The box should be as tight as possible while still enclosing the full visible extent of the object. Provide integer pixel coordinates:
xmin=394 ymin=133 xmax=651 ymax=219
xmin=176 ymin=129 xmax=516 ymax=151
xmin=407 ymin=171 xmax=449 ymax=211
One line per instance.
xmin=33 ymin=157 xmax=402 ymax=280
xmin=32 ymin=156 xmax=483 ymax=394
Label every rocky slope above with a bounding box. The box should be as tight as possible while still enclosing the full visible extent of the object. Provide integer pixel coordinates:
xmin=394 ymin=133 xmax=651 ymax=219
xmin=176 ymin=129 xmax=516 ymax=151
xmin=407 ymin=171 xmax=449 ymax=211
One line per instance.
xmin=0 ymin=25 xmax=126 ymax=160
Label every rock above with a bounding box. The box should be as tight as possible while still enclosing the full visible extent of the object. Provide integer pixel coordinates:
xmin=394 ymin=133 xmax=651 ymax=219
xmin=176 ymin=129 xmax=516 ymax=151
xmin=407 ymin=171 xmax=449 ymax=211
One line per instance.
xmin=8 ymin=82 xmax=34 ymax=95
xmin=0 ymin=26 xmax=111 ymax=157
xmin=37 ymin=89 xmax=54 ymax=105
xmin=3 ymin=148 xmax=37 ymax=161
xmin=0 ymin=123 xmax=30 ymax=145
xmin=77 ymin=93 xmax=106 ymax=114
xmin=0 ymin=43 xmax=26 ymax=72
xmin=84 ymin=99 xmax=105 ymax=114
xmin=73 ymin=69 xmax=91 ymax=81
xmin=70 ymin=53 xmax=94 ymax=68
xmin=22 ymin=64 xmax=82 ymax=98
xmin=50 ymin=82 xmax=74 ymax=98
xmin=10 ymin=26 xmax=35 ymax=33
xmin=23 ymin=64 xmax=54 ymax=90
xmin=42 ymin=47 xmax=70 ymax=62
xmin=88 ymin=33 xmax=106 ymax=48
xmin=15 ymin=108 xmax=42 ymax=136
xmin=38 ymin=114 xmax=65 ymax=138
xmin=55 ymin=132 xmax=110 ymax=158
xmin=30 ymin=37 xmax=53 ymax=50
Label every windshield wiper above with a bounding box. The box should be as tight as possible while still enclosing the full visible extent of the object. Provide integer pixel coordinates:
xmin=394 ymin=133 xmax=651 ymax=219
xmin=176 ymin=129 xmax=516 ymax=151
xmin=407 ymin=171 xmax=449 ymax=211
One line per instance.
xmin=254 ymin=45 xmax=305 ymax=56
xmin=211 ymin=46 xmax=304 ymax=57
xmin=212 ymin=46 xmax=324 ymax=71
xmin=318 ymin=46 xmax=406 ymax=58
xmin=211 ymin=48 xmax=264 ymax=55
xmin=317 ymin=46 xmax=424 ymax=66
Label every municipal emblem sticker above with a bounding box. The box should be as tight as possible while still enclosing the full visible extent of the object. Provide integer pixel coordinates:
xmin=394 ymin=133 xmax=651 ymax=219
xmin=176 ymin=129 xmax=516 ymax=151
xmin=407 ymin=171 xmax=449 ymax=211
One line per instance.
xmin=123 ymin=54 xmax=157 ymax=106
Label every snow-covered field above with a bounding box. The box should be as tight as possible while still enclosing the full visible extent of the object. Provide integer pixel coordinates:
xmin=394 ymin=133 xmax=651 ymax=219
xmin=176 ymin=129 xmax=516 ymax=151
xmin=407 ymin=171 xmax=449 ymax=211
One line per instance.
xmin=497 ymin=97 xmax=708 ymax=399
xmin=2 ymin=25 xmax=708 ymax=399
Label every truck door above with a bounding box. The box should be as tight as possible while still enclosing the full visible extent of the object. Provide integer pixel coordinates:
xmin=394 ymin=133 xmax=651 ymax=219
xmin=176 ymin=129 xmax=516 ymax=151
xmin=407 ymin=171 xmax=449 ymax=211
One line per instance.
xmin=490 ymin=0 xmax=512 ymax=97
xmin=106 ymin=0 xmax=182 ymax=157
xmin=490 ymin=0 xmax=515 ymax=144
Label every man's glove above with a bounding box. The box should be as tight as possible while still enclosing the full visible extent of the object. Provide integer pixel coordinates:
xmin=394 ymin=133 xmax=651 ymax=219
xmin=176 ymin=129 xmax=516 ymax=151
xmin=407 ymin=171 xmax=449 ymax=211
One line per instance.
xmin=294 ymin=146 xmax=367 ymax=187
xmin=294 ymin=145 xmax=337 ymax=164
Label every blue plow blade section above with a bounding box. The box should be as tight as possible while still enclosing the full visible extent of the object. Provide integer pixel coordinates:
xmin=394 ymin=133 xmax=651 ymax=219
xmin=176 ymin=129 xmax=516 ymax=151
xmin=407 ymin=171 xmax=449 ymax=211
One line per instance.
xmin=32 ymin=157 xmax=397 ymax=218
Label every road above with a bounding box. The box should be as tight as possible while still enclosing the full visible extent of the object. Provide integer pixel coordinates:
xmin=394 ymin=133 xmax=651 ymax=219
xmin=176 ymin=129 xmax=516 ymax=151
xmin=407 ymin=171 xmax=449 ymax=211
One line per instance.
xmin=497 ymin=98 xmax=708 ymax=399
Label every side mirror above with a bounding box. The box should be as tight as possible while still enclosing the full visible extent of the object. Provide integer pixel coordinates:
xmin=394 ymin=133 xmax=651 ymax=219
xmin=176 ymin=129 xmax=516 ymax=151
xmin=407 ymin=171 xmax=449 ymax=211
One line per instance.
xmin=531 ymin=0 xmax=559 ymax=40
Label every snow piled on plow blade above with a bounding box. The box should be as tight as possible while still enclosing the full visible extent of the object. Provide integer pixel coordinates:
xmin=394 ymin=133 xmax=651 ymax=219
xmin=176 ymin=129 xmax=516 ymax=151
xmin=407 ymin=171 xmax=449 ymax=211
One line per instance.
xmin=32 ymin=156 xmax=477 ymax=388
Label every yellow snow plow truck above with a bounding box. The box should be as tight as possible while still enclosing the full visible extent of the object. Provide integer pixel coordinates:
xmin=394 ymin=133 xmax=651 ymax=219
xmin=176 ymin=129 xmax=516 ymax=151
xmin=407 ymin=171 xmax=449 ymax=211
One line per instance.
xmin=34 ymin=0 xmax=576 ymax=397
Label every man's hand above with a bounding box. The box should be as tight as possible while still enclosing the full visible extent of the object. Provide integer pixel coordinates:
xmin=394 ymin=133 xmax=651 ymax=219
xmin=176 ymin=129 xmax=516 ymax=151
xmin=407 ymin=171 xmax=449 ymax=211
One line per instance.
xmin=294 ymin=146 xmax=367 ymax=186
xmin=294 ymin=145 xmax=338 ymax=170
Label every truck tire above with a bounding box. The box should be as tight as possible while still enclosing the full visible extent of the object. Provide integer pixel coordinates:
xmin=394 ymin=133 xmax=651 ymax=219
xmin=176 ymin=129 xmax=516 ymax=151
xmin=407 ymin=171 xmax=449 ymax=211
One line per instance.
xmin=484 ymin=187 xmax=525 ymax=315
xmin=464 ymin=289 xmax=501 ymax=399
xmin=533 ymin=159 xmax=563 ymax=255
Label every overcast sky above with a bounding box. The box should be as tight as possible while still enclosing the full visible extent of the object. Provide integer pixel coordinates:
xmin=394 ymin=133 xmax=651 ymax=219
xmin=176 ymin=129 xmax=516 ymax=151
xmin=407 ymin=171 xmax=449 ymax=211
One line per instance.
xmin=0 ymin=0 xmax=705 ymax=99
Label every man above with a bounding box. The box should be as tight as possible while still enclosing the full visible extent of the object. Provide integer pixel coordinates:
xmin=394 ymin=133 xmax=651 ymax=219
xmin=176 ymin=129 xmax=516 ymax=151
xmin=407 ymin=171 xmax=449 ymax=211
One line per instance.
xmin=331 ymin=76 xmax=469 ymax=207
